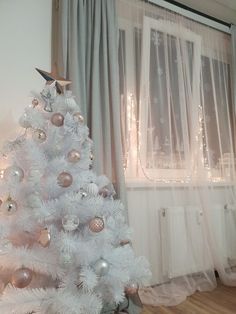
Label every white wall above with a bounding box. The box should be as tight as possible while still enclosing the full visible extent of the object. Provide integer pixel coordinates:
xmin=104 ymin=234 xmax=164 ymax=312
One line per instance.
xmin=0 ymin=0 xmax=52 ymax=146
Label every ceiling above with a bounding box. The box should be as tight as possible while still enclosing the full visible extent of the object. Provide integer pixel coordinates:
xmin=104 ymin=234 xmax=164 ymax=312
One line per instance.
xmin=173 ymin=0 xmax=236 ymax=25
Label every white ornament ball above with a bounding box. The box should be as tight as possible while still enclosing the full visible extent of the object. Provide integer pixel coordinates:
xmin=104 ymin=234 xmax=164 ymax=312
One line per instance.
xmin=89 ymin=217 xmax=104 ymax=233
xmin=93 ymin=258 xmax=110 ymax=276
xmin=4 ymin=165 xmax=24 ymax=182
xmin=1 ymin=198 xmax=18 ymax=215
xmin=32 ymin=129 xmax=47 ymax=143
xmin=62 ymin=214 xmax=79 ymax=231
xmin=85 ymin=183 xmax=99 ymax=196
xmin=57 ymin=172 xmax=73 ymax=188
xmin=11 ymin=268 xmax=33 ymax=288
xmin=19 ymin=114 xmax=31 ymax=129
xmin=51 ymin=113 xmax=64 ymax=127
xmin=67 ymin=149 xmax=81 ymax=163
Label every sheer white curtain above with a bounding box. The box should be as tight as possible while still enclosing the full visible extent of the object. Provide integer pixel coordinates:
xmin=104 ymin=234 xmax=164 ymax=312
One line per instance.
xmin=117 ymin=0 xmax=236 ymax=306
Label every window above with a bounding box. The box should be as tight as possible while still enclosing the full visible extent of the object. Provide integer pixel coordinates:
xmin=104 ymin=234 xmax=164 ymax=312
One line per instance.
xmin=118 ymin=5 xmax=235 ymax=182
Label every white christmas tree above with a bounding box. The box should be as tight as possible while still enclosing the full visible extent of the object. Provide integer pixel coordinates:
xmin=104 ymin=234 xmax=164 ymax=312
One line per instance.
xmin=0 ymin=68 xmax=150 ymax=314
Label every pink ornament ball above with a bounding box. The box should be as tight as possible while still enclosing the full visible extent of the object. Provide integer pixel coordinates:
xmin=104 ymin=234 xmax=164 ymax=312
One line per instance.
xmin=67 ymin=149 xmax=81 ymax=163
xmin=51 ymin=113 xmax=64 ymax=127
xmin=89 ymin=217 xmax=104 ymax=233
xmin=11 ymin=268 xmax=33 ymax=288
xmin=73 ymin=112 xmax=84 ymax=123
xmin=57 ymin=172 xmax=73 ymax=188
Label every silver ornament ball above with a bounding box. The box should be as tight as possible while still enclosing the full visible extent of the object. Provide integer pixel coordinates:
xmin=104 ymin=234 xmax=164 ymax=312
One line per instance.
xmin=57 ymin=172 xmax=73 ymax=188
xmin=32 ymin=129 xmax=47 ymax=143
xmin=62 ymin=214 xmax=79 ymax=231
xmin=67 ymin=149 xmax=81 ymax=163
xmin=89 ymin=217 xmax=104 ymax=233
xmin=93 ymin=258 xmax=110 ymax=276
xmin=1 ymin=198 xmax=18 ymax=215
xmin=4 ymin=165 xmax=24 ymax=182
xmin=11 ymin=268 xmax=33 ymax=288
xmin=51 ymin=113 xmax=64 ymax=127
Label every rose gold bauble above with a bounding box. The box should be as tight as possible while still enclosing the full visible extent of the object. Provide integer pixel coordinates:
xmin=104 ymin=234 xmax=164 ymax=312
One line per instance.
xmin=38 ymin=228 xmax=51 ymax=247
xmin=32 ymin=129 xmax=47 ymax=143
xmin=32 ymin=98 xmax=39 ymax=107
xmin=89 ymin=217 xmax=104 ymax=233
xmin=57 ymin=172 xmax=73 ymax=188
xmin=67 ymin=149 xmax=81 ymax=163
xmin=125 ymin=283 xmax=139 ymax=295
xmin=11 ymin=268 xmax=33 ymax=288
xmin=51 ymin=113 xmax=64 ymax=127
xmin=73 ymin=112 xmax=84 ymax=123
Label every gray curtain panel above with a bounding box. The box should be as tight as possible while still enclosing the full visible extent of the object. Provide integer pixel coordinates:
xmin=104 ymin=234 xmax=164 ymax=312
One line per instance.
xmin=54 ymin=0 xmax=127 ymax=207
xmin=231 ymin=25 xmax=236 ymax=112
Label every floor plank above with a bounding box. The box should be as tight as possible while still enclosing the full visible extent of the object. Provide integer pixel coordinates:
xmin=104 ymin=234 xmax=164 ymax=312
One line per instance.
xmin=142 ymin=283 xmax=236 ymax=314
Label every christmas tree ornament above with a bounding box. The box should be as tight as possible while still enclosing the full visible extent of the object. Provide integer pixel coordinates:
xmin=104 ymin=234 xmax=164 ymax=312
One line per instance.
xmin=38 ymin=228 xmax=51 ymax=247
xmin=93 ymin=258 xmax=110 ymax=276
xmin=32 ymin=98 xmax=39 ymax=107
xmin=11 ymin=267 xmax=33 ymax=288
xmin=4 ymin=165 xmax=24 ymax=182
xmin=62 ymin=214 xmax=79 ymax=231
xmin=99 ymin=187 xmax=110 ymax=198
xmin=51 ymin=113 xmax=64 ymax=127
xmin=124 ymin=283 xmax=139 ymax=295
xmin=40 ymin=83 xmax=56 ymax=112
xmin=36 ymin=66 xmax=71 ymax=94
xmin=90 ymin=152 xmax=94 ymax=161
xmin=57 ymin=172 xmax=73 ymax=188
xmin=89 ymin=217 xmax=105 ymax=233
xmin=73 ymin=112 xmax=84 ymax=123
xmin=19 ymin=113 xmax=31 ymax=129
xmin=32 ymin=129 xmax=47 ymax=143
xmin=85 ymin=182 xmax=99 ymax=196
xmin=1 ymin=197 xmax=18 ymax=215
xmin=120 ymin=240 xmax=131 ymax=246
xmin=67 ymin=149 xmax=81 ymax=163
xmin=80 ymin=189 xmax=88 ymax=198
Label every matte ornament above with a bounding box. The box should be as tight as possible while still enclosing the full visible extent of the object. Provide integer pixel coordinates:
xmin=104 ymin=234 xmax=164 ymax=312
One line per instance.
xmin=62 ymin=214 xmax=79 ymax=231
xmin=51 ymin=113 xmax=64 ymax=127
xmin=57 ymin=172 xmax=73 ymax=188
xmin=73 ymin=112 xmax=84 ymax=123
xmin=32 ymin=129 xmax=47 ymax=143
xmin=67 ymin=149 xmax=81 ymax=163
xmin=1 ymin=197 xmax=18 ymax=215
xmin=93 ymin=258 xmax=110 ymax=276
xmin=89 ymin=217 xmax=104 ymax=233
xmin=4 ymin=165 xmax=24 ymax=182
xmin=38 ymin=228 xmax=51 ymax=247
xmin=85 ymin=182 xmax=99 ymax=196
xmin=11 ymin=268 xmax=33 ymax=288
xmin=32 ymin=98 xmax=39 ymax=107
xmin=125 ymin=283 xmax=139 ymax=295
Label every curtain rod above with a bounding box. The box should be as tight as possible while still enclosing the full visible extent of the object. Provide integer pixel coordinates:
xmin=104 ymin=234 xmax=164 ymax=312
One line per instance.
xmin=147 ymin=0 xmax=231 ymax=34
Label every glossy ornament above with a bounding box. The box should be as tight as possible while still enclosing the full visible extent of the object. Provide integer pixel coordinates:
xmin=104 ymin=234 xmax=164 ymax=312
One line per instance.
xmin=4 ymin=165 xmax=24 ymax=182
xmin=62 ymin=214 xmax=79 ymax=231
xmin=32 ymin=98 xmax=39 ymax=107
xmin=38 ymin=228 xmax=51 ymax=247
xmin=51 ymin=113 xmax=64 ymax=127
xmin=1 ymin=197 xmax=18 ymax=215
xmin=93 ymin=258 xmax=110 ymax=276
xmin=67 ymin=149 xmax=81 ymax=163
xmin=89 ymin=217 xmax=104 ymax=233
xmin=125 ymin=283 xmax=139 ymax=295
xmin=32 ymin=129 xmax=47 ymax=143
xmin=11 ymin=268 xmax=33 ymax=288
xmin=57 ymin=172 xmax=73 ymax=188
xmin=73 ymin=112 xmax=84 ymax=123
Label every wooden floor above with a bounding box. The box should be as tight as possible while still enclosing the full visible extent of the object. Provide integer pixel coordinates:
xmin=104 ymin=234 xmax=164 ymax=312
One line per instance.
xmin=142 ymin=283 xmax=236 ymax=314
